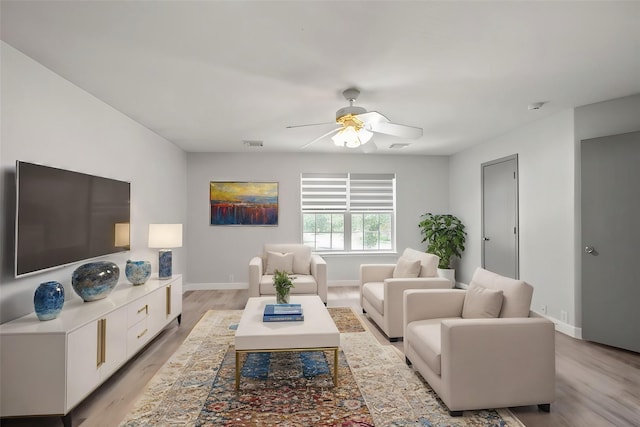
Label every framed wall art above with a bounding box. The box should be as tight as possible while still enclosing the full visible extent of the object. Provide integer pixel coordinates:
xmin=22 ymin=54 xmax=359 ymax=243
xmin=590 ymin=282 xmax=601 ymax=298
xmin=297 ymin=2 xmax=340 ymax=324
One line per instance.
xmin=210 ymin=181 xmax=278 ymax=226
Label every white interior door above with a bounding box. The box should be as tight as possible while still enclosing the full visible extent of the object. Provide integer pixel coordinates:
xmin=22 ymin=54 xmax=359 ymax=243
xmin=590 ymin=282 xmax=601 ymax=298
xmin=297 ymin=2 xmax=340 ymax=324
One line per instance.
xmin=482 ymin=155 xmax=519 ymax=278
xmin=581 ymin=131 xmax=640 ymax=353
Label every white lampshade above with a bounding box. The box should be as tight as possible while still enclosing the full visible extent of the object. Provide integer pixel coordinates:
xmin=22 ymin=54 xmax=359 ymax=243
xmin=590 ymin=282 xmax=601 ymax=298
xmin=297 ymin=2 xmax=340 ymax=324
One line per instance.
xmin=148 ymin=224 xmax=183 ymax=248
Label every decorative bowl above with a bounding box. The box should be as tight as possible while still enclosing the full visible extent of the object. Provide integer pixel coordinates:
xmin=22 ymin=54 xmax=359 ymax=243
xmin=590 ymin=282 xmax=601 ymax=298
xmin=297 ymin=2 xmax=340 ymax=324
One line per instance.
xmin=72 ymin=261 xmax=119 ymax=302
xmin=125 ymin=260 xmax=151 ymax=285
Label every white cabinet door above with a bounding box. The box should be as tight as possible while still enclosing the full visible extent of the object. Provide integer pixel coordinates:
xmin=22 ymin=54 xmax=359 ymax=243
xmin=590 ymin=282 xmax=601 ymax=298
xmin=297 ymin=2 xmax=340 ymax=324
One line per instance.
xmin=66 ymin=320 xmax=102 ymax=410
xmin=66 ymin=306 xmax=127 ymax=410
xmin=101 ymin=306 xmax=128 ymax=378
xmin=168 ymin=278 xmax=182 ymax=321
xmin=146 ymin=278 xmax=182 ymax=336
xmin=0 ymin=334 xmax=66 ymax=416
xmin=146 ymin=286 xmax=168 ymax=337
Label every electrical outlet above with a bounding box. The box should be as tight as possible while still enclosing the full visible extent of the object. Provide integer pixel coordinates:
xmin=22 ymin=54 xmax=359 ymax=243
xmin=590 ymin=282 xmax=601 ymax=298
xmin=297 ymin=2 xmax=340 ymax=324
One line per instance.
xmin=540 ymin=305 xmax=547 ymax=315
xmin=229 ymin=274 xmax=234 ymax=282
xmin=560 ymin=310 xmax=568 ymax=323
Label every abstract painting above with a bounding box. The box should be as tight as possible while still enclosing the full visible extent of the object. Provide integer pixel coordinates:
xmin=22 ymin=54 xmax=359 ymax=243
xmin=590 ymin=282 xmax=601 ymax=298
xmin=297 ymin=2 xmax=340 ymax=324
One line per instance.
xmin=210 ymin=182 xmax=278 ymax=226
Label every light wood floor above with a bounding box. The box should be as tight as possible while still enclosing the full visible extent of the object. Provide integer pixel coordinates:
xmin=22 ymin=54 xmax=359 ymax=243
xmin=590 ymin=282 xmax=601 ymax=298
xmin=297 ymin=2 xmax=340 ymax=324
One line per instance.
xmin=2 ymin=288 xmax=639 ymax=427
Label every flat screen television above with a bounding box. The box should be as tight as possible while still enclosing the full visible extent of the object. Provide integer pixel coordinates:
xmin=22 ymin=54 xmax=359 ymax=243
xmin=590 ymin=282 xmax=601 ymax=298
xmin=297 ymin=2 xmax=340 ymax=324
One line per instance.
xmin=15 ymin=161 xmax=130 ymax=278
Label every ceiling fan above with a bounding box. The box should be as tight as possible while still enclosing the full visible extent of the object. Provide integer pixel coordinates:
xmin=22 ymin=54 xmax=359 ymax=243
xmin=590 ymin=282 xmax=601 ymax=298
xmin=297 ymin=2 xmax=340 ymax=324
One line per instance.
xmin=287 ymin=88 xmax=423 ymax=150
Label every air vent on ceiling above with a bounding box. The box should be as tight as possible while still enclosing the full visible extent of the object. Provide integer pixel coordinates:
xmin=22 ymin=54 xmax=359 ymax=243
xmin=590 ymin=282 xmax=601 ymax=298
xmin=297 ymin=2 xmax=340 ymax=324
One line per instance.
xmin=389 ymin=143 xmax=410 ymax=149
xmin=528 ymin=102 xmax=546 ymax=111
xmin=243 ymin=140 xmax=264 ymax=148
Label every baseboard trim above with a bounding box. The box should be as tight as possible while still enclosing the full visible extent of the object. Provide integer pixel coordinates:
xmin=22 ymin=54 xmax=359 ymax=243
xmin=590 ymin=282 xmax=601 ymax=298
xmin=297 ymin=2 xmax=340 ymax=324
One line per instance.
xmin=184 ymin=282 xmax=249 ymax=291
xmin=328 ymin=280 xmax=359 ymax=287
xmin=184 ymin=280 xmax=359 ymax=292
xmin=532 ymin=310 xmax=583 ymax=339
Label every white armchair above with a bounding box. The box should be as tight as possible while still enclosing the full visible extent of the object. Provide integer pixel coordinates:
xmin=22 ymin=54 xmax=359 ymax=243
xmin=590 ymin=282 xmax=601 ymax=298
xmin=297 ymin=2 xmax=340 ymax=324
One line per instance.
xmin=360 ymin=248 xmax=453 ymax=341
xmin=249 ymin=244 xmax=327 ymax=303
xmin=403 ymin=267 xmax=555 ymax=416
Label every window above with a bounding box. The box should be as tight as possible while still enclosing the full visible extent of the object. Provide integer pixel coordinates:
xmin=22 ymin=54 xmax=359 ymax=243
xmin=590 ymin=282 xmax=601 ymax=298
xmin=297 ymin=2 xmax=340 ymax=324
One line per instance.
xmin=301 ymin=173 xmax=395 ymax=252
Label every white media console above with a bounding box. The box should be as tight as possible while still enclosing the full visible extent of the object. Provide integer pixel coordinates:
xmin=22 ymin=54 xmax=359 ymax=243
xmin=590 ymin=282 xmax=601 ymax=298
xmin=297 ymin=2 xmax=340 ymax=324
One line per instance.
xmin=0 ymin=274 xmax=182 ymax=426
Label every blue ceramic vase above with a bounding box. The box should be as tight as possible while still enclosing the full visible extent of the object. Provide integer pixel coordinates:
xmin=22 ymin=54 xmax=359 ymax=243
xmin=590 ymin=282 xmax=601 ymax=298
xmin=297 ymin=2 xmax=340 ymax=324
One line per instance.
xmin=125 ymin=260 xmax=151 ymax=285
xmin=72 ymin=261 xmax=120 ymax=302
xmin=34 ymin=281 xmax=65 ymax=321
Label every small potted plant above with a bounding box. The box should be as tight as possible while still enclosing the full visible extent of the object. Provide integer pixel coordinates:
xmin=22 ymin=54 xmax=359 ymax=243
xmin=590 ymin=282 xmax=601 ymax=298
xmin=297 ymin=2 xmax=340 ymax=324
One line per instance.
xmin=273 ymin=270 xmax=295 ymax=304
xmin=418 ymin=213 xmax=467 ymax=284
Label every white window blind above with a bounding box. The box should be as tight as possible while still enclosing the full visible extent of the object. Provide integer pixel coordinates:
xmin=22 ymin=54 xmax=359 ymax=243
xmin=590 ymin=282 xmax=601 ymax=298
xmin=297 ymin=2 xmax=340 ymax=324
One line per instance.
xmin=300 ymin=173 xmax=348 ymax=212
xmin=349 ymin=173 xmax=395 ymax=212
xmin=301 ymin=173 xmax=395 ymax=212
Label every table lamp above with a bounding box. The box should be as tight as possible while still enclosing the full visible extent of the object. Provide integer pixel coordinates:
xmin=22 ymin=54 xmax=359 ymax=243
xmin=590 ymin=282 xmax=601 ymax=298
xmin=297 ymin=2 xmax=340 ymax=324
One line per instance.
xmin=148 ymin=224 xmax=182 ymax=279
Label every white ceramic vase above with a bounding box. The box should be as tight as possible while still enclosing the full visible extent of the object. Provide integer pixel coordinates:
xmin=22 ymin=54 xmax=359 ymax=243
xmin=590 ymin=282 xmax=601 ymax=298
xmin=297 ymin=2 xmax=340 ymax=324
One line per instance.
xmin=437 ymin=268 xmax=456 ymax=286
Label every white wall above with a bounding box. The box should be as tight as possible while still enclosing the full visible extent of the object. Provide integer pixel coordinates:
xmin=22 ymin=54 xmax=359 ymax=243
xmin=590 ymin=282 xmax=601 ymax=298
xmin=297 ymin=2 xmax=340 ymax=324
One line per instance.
xmin=450 ymin=109 xmax=577 ymax=329
xmin=186 ymin=152 xmax=449 ymax=287
xmin=0 ymin=42 xmax=188 ymax=323
xmin=450 ymin=93 xmax=640 ymax=335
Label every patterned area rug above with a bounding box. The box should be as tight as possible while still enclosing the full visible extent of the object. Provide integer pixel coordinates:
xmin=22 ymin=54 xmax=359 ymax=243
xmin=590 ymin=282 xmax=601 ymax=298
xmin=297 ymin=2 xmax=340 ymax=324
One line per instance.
xmin=119 ymin=308 xmax=524 ymax=427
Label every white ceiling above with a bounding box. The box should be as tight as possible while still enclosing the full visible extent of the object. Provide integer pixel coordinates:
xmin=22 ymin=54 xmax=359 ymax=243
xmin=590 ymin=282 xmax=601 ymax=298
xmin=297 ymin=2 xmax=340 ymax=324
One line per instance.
xmin=1 ymin=1 xmax=639 ymax=155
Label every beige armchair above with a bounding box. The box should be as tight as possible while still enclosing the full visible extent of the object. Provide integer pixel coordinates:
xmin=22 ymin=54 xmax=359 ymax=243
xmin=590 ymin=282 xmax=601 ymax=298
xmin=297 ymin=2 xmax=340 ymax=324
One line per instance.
xmin=249 ymin=244 xmax=327 ymax=303
xmin=360 ymin=248 xmax=453 ymax=341
xmin=403 ymin=267 xmax=555 ymax=416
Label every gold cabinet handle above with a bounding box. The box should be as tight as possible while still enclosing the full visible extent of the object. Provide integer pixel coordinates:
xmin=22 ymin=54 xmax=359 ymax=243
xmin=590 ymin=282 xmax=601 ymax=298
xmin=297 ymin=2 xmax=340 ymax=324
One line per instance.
xmin=166 ymin=285 xmax=171 ymax=317
xmin=96 ymin=320 xmax=102 ymax=367
xmin=137 ymin=328 xmax=148 ymax=339
xmin=137 ymin=304 xmax=148 ymax=315
xmin=101 ymin=319 xmax=107 ymax=365
xmin=97 ymin=318 xmax=107 ymax=367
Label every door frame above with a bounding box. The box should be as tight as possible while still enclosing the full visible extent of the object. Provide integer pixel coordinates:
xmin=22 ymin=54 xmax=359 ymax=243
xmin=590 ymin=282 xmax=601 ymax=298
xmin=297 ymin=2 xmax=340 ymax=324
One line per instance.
xmin=481 ymin=154 xmax=520 ymax=278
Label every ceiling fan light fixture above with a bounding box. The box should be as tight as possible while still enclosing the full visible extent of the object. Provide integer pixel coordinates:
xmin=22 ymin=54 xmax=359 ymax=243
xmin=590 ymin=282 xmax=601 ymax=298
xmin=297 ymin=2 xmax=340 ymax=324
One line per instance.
xmin=332 ymin=126 xmax=373 ymax=148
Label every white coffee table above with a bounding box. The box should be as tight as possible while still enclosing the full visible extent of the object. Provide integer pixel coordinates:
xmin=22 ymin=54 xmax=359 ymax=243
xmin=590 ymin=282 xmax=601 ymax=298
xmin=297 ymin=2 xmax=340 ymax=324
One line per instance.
xmin=234 ymin=295 xmax=340 ymax=390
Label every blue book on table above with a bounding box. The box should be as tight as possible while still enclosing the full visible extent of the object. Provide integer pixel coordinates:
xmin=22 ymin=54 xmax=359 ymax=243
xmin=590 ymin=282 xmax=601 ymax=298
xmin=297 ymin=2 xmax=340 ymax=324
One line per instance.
xmin=262 ymin=313 xmax=304 ymax=322
xmin=263 ymin=304 xmax=303 ymax=316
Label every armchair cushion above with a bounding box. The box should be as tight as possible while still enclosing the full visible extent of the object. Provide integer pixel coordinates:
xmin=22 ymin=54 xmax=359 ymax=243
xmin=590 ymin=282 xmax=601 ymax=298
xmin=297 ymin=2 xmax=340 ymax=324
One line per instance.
xmin=393 ymin=257 xmax=422 ymax=278
xmin=400 ymin=248 xmax=439 ymax=277
xmin=265 ymin=251 xmax=294 ymax=274
xmin=361 ymin=281 xmax=385 ymax=314
xmin=259 ymin=274 xmax=318 ymax=295
xmin=263 ymin=243 xmax=311 ymax=275
xmin=405 ymin=319 xmax=448 ymax=375
xmin=461 ymin=283 xmax=504 ymax=319
xmin=469 ymin=268 xmax=533 ymax=318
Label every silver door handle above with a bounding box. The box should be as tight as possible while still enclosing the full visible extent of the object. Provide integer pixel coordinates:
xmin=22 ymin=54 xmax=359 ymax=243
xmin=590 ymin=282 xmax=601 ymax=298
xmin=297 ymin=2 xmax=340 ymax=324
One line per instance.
xmin=584 ymin=246 xmax=595 ymax=254
xmin=483 ymin=237 xmax=490 ymax=241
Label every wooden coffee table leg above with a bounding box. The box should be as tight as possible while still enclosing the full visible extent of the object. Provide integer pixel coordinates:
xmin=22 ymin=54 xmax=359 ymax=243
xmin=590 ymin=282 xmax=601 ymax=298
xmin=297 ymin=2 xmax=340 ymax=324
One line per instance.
xmin=235 ymin=351 xmax=241 ymax=390
xmin=333 ymin=348 xmax=338 ymax=386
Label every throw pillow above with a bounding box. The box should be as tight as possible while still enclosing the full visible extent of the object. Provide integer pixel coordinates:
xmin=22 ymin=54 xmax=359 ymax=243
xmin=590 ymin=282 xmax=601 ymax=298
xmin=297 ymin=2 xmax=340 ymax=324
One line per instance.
xmin=462 ymin=283 xmax=504 ymax=318
xmin=265 ymin=251 xmax=294 ymax=275
xmin=393 ymin=257 xmax=422 ymax=278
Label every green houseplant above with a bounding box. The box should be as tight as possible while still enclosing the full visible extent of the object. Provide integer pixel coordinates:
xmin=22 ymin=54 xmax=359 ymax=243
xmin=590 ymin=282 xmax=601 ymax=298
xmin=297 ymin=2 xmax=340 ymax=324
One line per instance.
xmin=418 ymin=213 xmax=467 ymax=270
xmin=273 ymin=270 xmax=295 ymax=304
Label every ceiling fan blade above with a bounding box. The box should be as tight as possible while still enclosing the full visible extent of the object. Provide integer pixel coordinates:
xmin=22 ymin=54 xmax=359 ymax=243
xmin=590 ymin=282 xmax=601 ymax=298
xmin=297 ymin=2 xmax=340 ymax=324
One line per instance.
xmin=366 ymin=121 xmax=423 ymax=139
xmin=286 ymin=121 xmax=335 ymax=129
xmin=361 ymin=141 xmax=377 ymax=153
xmin=356 ymin=111 xmax=389 ymax=124
xmin=300 ymin=127 xmax=341 ymax=149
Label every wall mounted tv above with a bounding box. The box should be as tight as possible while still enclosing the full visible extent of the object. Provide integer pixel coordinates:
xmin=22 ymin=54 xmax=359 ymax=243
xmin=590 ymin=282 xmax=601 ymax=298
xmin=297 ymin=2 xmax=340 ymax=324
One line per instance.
xmin=15 ymin=161 xmax=130 ymax=278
